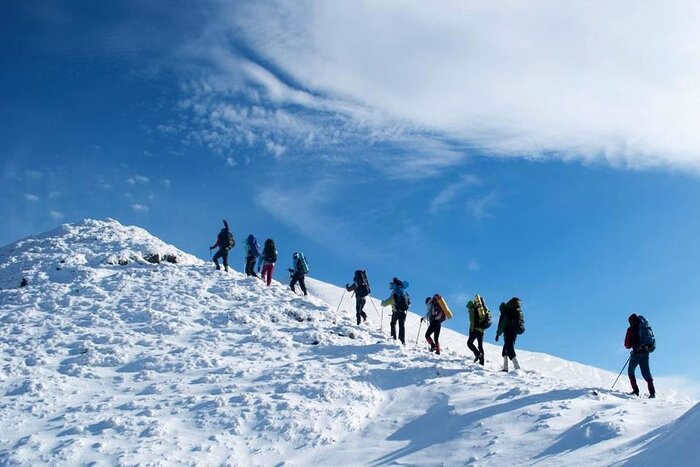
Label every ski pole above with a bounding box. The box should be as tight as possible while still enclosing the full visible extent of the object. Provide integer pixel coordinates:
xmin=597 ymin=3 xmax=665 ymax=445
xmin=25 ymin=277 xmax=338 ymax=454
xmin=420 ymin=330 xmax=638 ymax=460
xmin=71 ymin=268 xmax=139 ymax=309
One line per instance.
xmin=611 ymin=354 xmax=632 ymax=390
xmin=415 ymin=320 xmax=423 ymax=348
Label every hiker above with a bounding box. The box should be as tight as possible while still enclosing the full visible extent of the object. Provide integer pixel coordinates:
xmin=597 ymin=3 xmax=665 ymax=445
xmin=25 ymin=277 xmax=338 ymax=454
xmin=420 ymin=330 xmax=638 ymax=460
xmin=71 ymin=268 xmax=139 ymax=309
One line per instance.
xmin=209 ymin=220 xmax=235 ymax=272
xmin=422 ymin=295 xmax=446 ymax=354
xmin=381 ymin=277 xmax=410 ymax=345
xmin=257 ymin=238 xmax=277 ymax=286
xmin=467 ymin=296 xmax=491 ymax=366
xmin=345 ymin=270 xmax=370 ymax=325
xmin=496 ymin=297 xmax=524 ymax=372
xmin=243 ymin=234 xmax=260 ymax=278
xmin=625 ymin=314 xmax=656 ymax=398
xmin=289 ymin=252 xmax=309 ymax=296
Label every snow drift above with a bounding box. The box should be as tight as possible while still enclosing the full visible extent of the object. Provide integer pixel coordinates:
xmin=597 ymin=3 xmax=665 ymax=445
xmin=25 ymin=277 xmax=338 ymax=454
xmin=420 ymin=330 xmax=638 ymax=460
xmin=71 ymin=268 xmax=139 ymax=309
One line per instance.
xmin=0 ymin=219 xmax=695 ymax=466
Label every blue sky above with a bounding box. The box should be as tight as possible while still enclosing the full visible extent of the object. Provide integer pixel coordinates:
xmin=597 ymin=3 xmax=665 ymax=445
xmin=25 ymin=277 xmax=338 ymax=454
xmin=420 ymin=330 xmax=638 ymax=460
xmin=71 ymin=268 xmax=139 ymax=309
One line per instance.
xmin=2 ymin=1 xmax=700 ymax=389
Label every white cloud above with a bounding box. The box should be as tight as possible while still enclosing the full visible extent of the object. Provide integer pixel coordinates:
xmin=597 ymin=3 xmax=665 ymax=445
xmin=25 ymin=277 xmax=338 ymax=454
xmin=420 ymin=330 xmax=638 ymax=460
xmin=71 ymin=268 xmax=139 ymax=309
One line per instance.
xmin=254 ymin=182 xmax=383 ymax=262
xmin=127 ymin=174 xmax=150 ymax=185
xmin=50 ymin=210 xmax=64 ymax=221
xmin=48 ymin=191 xmax=61 ymax=199
xmin=265 ymin=141 xmax=286 ymax=158
xmin=225 ymin=157 xmax=237 ymax=167
xmin=161 ymin=179 xmax=171 ymax=188
xmin=468 ymin=260 xmax=481 ymax=272
xmin=466 ymin=192 xmax=498 ymax=220
xmin=191 ymin=0 xmax=700 ymax=173
xmin=24 ymin=193 xmax=40 ymax=202
xmin=429 ymin=174 xmax=481 ymax=214
xmin=131 ymin=203 xmax=149 ymax=213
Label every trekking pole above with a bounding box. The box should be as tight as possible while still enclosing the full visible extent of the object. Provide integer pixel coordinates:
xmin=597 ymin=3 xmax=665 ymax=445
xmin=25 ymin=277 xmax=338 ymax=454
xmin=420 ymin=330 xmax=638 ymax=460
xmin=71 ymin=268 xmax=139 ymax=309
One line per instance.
xmin=369 ymin=296 xmax=381 ymax=319
xmin=380 ymin=306 xmax=385 ymax=332
xmin=334 ymin=290 xmax=346 ymax=324
xmin=415 ymin=320 xmax=423 ymax=348
xmin=611 ymin=354 xmax=632 ymax=390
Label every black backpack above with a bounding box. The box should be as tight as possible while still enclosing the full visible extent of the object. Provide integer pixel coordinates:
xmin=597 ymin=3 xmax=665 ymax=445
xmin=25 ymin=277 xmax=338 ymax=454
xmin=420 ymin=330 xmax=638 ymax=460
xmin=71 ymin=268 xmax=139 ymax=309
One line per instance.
xmin=394 ymin=289 xmax=411 ymax=312
xmin=263 ymin=240 xmax=277 ymax=263
xmin=354 ymin=270 xmax=371 ymax=298
xmin=504 ymin=298 xmax=525 ymax=335
xmin=218 ymin=229 xmax=235 ymax=250
xmin=637 ymin=315 xmax=656 ymax=352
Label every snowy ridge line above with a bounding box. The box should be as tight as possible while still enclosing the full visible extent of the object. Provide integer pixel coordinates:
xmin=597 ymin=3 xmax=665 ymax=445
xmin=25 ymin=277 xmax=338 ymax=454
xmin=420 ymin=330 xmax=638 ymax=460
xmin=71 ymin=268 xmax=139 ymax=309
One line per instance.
xmin=0 ymin=219 xmax=696 ymax=465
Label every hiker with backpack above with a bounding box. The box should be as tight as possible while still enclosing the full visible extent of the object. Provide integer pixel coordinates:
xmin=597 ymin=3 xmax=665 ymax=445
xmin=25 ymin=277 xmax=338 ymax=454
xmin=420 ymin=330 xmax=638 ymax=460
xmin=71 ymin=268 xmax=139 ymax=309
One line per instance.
xmin=422 ymin=295 xmax=447 ymax=355
xmin=624 ymin=314 xmax=656 ymax=398
xmin=346 ymin=270 xmax=370 ymax=325
xmin=381 ymin=277 xmax=410 ymax=345
xmin=257 ymin=238 xmax=278 ymax=286
xmin=209 ymin=219 xmax=235 ymax=272
xmin=288 ymin=252 xmax=309 ymax=296
xmin=243 ymin=234 xmax=260 ymax=278
xmin=495 ymin=297 xmax=525 ymax=372
xmin=467 ymin=295 xmax=492 ymax=366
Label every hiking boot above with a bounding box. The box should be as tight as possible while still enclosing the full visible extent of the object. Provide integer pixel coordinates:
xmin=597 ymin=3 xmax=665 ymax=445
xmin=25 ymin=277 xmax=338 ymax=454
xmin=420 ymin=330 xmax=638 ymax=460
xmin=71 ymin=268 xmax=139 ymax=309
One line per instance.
xmin=473 ymin=355 xmax=480 ymax=363
xmin=629 ymin=390 xmax=639 ymax=397
xmin=649 ymin=393 xmax=656 ymax=399
xmin=436 ymin=349 xmax=441 ymax=355
xmin=478 ymin=355 xmax=485 ymax=366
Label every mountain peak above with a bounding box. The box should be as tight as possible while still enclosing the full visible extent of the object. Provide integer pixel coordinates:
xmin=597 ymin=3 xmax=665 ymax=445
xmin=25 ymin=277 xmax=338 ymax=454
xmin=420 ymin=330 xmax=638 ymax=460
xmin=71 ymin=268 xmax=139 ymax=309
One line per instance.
xmin=0 ymin=218 xmax=200 ymax=290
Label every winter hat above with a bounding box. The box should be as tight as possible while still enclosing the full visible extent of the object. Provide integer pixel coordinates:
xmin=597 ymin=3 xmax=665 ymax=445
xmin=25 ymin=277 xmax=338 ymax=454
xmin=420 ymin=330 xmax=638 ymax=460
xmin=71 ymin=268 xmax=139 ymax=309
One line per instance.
xmin=628 ymin=313 xmax=638 ymax=325
xmin=392 ymin=277 xmax=402 ymax=286
xmin=425 ymin=297 xmax=431 ymax=304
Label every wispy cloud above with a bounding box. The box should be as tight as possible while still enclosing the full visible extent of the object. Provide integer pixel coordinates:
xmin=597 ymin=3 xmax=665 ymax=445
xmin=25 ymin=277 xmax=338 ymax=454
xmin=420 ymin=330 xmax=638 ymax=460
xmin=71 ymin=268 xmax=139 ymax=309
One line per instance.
xmin=50 ymin=210 xmax=64 ymax=221
xmin=254 ymin=181 xmax=383 ymax=262
xmin=131 ymin=203 xmax=149 ymax=213
xmin=176 ymin=0 xmax=700 ymax=174
xmin=429 ymin=174 xmax=481 ymax=214
xmin=24 ymin=193 xmax=40 ymax=202
xmin=466 ymin=192 xmax=498 ymax=220
xmin=127 ymin=175 xmax=150 ymax=185
xmin=468 ymin=260 xmax=481 ymax=272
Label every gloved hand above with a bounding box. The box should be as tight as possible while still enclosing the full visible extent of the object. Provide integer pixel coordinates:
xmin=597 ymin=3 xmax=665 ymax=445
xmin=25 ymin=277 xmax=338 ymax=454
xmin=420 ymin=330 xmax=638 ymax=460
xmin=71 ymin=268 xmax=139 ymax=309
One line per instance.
xmin=209 ymin=246 xmax=213 ymax=250
xmin=420 ymin=318 xmax=424 ymax=322
xmin=495 ymin=335 xmax=499 ymax=342
xmin=289 ymin=269 xmax=294 ymax=273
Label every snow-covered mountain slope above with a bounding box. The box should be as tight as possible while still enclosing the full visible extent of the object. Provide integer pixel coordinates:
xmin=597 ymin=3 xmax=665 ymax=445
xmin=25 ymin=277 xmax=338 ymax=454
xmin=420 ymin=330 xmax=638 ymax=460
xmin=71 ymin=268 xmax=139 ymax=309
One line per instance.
xmin=0 ymin=219 xmax=695 ymax=466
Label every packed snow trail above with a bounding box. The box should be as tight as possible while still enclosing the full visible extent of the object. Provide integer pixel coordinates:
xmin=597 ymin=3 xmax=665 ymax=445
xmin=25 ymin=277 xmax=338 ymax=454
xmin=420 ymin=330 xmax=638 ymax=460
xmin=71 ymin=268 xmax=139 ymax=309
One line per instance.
xmin=0 ymin=219 xmax=695 ymax=466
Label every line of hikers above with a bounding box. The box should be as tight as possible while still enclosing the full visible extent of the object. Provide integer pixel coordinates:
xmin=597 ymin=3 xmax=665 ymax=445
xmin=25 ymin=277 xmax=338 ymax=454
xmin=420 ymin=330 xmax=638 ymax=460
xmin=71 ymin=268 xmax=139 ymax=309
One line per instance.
xmin=208 ymin=220 xmax=309 ymax=296
xmin=210 ymin=220 xmax=657 ymax=396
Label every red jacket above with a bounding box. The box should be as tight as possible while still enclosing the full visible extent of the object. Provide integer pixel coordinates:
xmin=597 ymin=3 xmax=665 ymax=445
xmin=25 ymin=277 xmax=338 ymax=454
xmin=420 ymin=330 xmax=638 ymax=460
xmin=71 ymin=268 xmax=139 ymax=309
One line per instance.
xmin=624 ymin=327 xmax=633 ymax=349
